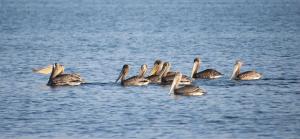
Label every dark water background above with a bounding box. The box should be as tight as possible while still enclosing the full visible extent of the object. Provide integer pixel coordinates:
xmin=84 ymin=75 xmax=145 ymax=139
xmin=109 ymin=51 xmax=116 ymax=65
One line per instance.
xmin=0 ymin=0 xmax=300 ymax=138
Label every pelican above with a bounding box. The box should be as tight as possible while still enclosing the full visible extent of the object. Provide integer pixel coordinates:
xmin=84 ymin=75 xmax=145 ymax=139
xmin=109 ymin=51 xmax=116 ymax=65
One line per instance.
xmin=147 ymin=60 xmax=164 ymax=83
xmin=116 ymin=64 xmax=150 ymax=86
xmin=47 ymin=63 xmax=84 ymax=86
xmin=230 ymin=60 xmax=262 ymax=80
xmin=191 ymin=57 xmax=223 ymax=79
xmin=169 ymin=72 xmax=206 ymax=96
xmin=146 ymin=61 xmax=169 ymax=83
xmin=147 ymin=59 xmax=176 ymax=77
xmin=161 ymin=62 xmax=192 ymax=85
xmin=149 ymin=60 xmax=164 ymax=76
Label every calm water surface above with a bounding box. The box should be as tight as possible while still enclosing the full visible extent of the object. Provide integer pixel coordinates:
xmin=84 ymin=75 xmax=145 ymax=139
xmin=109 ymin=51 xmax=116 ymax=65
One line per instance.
xmin=0 ymin=0 xmax=300 ymax=138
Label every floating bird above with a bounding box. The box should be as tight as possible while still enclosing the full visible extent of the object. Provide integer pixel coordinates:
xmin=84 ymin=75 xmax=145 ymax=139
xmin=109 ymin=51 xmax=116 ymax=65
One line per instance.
xmin=230 ymin=60 xmax=262 ymax=80
xmin=169 ymin=72 xmax=206 ymax=96
xmin=146 ymin=61 xmax=169 ymax=83
xmin=148 ymin=59 xmax=177 ymax=77
xmin=116 ymin=64 xmax=150 ymax=86
xmin=161 ymin=62 xmax=192 ymax=85
xmin=47 ymin=63 xmax=84 ymax=86
xmin=149 ymin=60 xmax=164 ymax=76
xmin=191 ymin=57 xmax=222 ymax=79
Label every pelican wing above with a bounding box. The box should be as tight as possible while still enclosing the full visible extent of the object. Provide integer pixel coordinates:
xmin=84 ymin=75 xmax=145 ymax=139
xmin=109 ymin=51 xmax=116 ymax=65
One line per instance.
xmin=51 ymin=73 xmax=83 ymax=86
xmin=237 ymin=71 xmax=262 ymax=80
xmin=162 ymin=74 xmax=191 ymax=85
xmin=123 ymin=76 xmax=150 ymax=86
xmin=175 ymin=85 xmax=205 ymax=96
xmin=194 ymin=69 xmax=222 ymax=79
xmin=166 ymin=71 xmax=176 ymax=77
xmin=146 ymin=75 xmax=161 ymax=83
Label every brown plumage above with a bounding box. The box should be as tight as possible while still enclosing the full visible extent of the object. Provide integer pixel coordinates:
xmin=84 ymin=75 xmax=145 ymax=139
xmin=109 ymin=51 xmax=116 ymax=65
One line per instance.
xmin=47 ymin=63 xmax=84 ymax=86
xmin=148 ymin=60 xmax=164 ymax=76
xmin=116 ymin=64 xmax=150 ymax=86
xmin=161 ymin=62 xmax=192 ymax=85
xmin=169 ymin=72 xmax=205 ymax=96
xmin=191 ymin=57 xmax=222 ymax=79
xmin=230 ymin=60 xmax=262 ymax=80
xmin=146 ymin=62 xmax=168 ymax=83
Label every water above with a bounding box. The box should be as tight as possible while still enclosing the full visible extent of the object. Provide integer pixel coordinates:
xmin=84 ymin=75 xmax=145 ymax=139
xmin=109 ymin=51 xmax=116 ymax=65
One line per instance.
xmin=1 ymin=0 xmax=300 ymax=138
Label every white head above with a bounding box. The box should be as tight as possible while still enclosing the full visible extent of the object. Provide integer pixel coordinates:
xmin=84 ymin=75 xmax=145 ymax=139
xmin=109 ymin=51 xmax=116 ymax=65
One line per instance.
xmin=138 ymin=64 xmax=148 ymax=78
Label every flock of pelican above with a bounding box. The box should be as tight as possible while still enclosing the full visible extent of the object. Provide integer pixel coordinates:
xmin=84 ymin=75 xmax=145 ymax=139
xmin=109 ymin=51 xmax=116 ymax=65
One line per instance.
xmin=33 ymin=57 xmax=262 ymax=96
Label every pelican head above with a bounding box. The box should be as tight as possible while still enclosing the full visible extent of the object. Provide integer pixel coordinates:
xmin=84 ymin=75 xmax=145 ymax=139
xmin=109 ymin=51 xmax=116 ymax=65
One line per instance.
xmin=230 ymin=60 xmax=243 ymax=80
xmin=115 ymin=64 xmax=129 ymax=83
xmin=138 ymin=64 xmax=148 ymax=78
xmin=150 ymin=60 xmax=163 ymax=76
xmin=161 ymin=62 xmax=171 ymax=77
xmin=191 ymin=57 xmax=201 ymax=78
xmin=48 ymin=63 xmax=64 ymax=85
xmin=169 ymin=72 xmax=182 ymax=94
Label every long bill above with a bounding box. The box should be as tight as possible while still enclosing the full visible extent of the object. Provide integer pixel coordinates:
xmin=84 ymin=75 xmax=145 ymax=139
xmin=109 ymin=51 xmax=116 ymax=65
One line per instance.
xmin=115 ymin=68 xmax=125 ymax=83
xmin=160 ymin=62 xmax=170 ymax=78
xmin=47 ymin=64 xmax=56 ymax=85
xmin=138 ymin=64 xmax=147 ymax=78
xmin=169 ymin=73 xmax=181 ymax=95
xmin=230 ymin=64 xmax=240 ymax=80
xmin=150 ymin=64 xmax=159 ymax=76
xmin=191 ymin=61 xmax=198 ymax=78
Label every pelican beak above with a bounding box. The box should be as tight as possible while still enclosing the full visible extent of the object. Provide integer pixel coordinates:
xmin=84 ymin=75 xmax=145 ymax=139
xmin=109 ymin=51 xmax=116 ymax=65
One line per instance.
xmin=52 ymin=63 xmax=63 ymax=78
xmin=116 ymin=65 xmax=128 ymax=83
xmin=150 ymin=64 xmax=159 ymax=75
xmin=32 ymin=65 xmax=53 ymax=74
xmin=169 ymin=73 xmax=181 ymax=95
xmin=169 ymin=80 xmax=176 ymax=95
xmin=191 ymin=61 xmax=198 ymax=78
xmin=230 ymin=64 xmax=239 ymax=80
xmin=115 ymin=68 xmax=124 ymax=83
xmin=139 ymin=64 xmax=147 ymax=77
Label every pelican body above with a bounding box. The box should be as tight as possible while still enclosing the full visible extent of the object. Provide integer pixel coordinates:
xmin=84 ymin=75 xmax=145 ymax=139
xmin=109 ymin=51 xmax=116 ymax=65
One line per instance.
xmin=170 ymin=72 xmax=205 ymax=96
xmin=116 ymin=64 xmax=150 ymax=86
xmin=230 ymin=60 xmax=262 ymax=80
xmin=47 ymin=63 xmax=84 ymax=86
xmin=191 ymin=57 xmax=222 ymax=79
xmin=161 ymin=62 xmax=192 ymax=85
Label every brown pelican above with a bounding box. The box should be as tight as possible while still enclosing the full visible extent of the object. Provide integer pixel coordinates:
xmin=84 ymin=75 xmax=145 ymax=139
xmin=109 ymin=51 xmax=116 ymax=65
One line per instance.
xmin=148 ymin=60 xmax=164 ymax=76
xmin=138 ymin=64 xmax=148 ymax=78
xmin=230 ymin=60 xmax=262 ymax=80
xmin=47 ymin=63 xmax=84 ymax=86
xmin=191 ymin=57 xmax=223 ymax=79
xmin=116 ymin=64 xmax=150 ymax=86
xmin=169 ymin=72 xmax=206 ymax=96
xmin=161 ymin=62 xmax=192 ymax=85
xmin=146 ymin=61 xmax=174 ymax=83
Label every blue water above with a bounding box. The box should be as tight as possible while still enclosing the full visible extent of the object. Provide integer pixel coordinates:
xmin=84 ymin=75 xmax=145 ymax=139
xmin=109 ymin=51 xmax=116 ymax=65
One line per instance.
xmin=1 ymin=0 xmax=300 ymax=138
